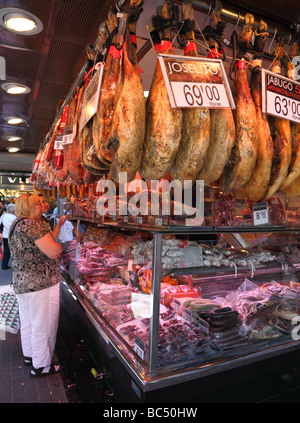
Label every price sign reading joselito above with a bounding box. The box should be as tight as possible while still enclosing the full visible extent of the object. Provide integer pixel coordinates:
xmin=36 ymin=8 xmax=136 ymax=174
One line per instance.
xmin=262 ymin=69 xmax=300 ymax=123
xmin=158 ymin=53 xmax=235 ymax=109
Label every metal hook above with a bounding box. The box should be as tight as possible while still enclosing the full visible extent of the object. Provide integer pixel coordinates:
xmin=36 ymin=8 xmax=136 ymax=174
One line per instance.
xmin=201 ymin=2 xmax=213 ymax=30
xmin=234 ymin=12 xmax=240 ymax=30
xmin=286 ymin=32 xmax=292 ymax=46
xmin=268 ymin=27 xmax=277 ymax=54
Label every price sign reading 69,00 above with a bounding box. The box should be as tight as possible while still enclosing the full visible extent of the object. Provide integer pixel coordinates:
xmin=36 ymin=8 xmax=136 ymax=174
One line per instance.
xmin=158 ymin=54 xmax=235 ymax=110
xmin=176 ymin=82 xmax=228 ymax=108
xmin=262 ymin=69 xmax=300 ymax=124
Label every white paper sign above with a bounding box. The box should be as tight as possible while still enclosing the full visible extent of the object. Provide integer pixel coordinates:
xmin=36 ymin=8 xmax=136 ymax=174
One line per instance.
xmin=62 ymin=129 xmax=74 ymax=145
xmin=158 ymin=53 xmax=235 ymax=109
xmin=262 ymin=69 xmax=300 ymax=123
xmin=79 ymin=64 xmax=104 ymax=132
xmin=54 ymin=134 xmax=64 ymax=150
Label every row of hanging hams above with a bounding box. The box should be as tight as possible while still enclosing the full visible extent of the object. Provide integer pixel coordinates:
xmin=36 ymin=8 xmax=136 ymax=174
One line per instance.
xmin=32 ymin=0 xmax=300 ymax=203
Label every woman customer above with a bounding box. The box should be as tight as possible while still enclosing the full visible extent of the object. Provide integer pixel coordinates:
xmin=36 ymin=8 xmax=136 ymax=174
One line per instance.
xmin=1 ymin=203 xmax=16 ymax=269
xmin=9 ymin=193 xmax=63 ymax=377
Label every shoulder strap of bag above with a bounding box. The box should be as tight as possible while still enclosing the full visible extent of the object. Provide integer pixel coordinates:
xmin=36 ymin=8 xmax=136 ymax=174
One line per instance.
xmin=8 ymin=218 xmax=26 ymax=242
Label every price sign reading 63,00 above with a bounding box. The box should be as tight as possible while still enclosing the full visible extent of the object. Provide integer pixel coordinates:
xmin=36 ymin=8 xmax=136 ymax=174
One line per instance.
xmin=262 ymin=69 xmax=300 ymax=124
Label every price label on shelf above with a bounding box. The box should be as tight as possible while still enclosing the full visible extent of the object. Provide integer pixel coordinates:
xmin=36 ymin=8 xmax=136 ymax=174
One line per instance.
xmin=134 ymin=336 xmax=144 ymax=360
xmin=252 ymin=202 xmax=269 ymax=226
xmin=158 ymin=53 xmax=235 ymax=109
xmin=262 ymin=69 xmax=300 ymax=123
xmin=183 ymin=307 xmax=193 ymax=323
xmin=173 ymin=298 xmax=180 ymax=312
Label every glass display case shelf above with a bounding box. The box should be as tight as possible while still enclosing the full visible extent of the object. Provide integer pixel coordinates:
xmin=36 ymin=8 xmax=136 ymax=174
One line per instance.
xmin=60 ymin=219 xmax=300 ymax=395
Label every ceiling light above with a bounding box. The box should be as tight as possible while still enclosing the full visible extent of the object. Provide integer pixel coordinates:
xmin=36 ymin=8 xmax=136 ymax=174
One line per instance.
xmin=5 ymin=15 xmax=37 ymax=32
xmin=2 ymin=135 xmax=22 ymax=142
xmin=7 ymin=147 xmax=20 ymax=153
xmin=0 ymin=8 xmax=43 ymax=35
xmin=7 ymin=136 xmax=22 ymax=142
xmin=1 ymin=82 xmax=31 ymax=94
xmin=8 ymin=118 xmax=23 ymax=125
xmin=4 ymin=116 xmax=25 ymax=125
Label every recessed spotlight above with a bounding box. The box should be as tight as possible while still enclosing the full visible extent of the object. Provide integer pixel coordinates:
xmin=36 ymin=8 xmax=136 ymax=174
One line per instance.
xmin=4 ymin=116 xmax=25 ymax=125
xmin=0 ymin=8 xmax=43 ymax=35
xmin=2 ymin=135 xmax=22 ymax=142
xmin=7 ymin=147 xmax=20 ymax=153
xmin=5 ymin=15 xmax=37 ymax=32
xmin=8 ymin=136 xmax=22 ymax=142
xmin=1 ymin=82 xmax=31 ymax=94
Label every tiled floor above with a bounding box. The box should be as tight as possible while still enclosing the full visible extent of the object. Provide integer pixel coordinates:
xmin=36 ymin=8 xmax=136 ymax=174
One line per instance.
xmin=0 ymin=266 xmax=67 ymax=403
xmin=0 ymin=265 xmax=115 ymax=404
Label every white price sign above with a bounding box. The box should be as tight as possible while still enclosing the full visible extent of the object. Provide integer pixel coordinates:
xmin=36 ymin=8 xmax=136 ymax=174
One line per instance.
xmin=54 ymin=134 xmax=63 ymax=149
xmin=262 ymin=69 xmax=300 ymax=123
xmin=62 ymin=129 xmax=74 ymax=145
xmin=252 ymin=202 xmax=269 ymax=226
xmin=79 ymin=63 xmax=104 ymax=132
xmin=170 ymin=81 xmax=231 ymax=108
xmin=158 ymin=53 xmax=235 ymax=109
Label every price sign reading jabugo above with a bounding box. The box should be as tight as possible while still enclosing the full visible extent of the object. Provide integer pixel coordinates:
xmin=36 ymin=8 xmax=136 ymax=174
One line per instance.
xmin=158 ymin=53 xmax=235 ymax=109
xmin=262 ymin=69 xmax=300 ymax=124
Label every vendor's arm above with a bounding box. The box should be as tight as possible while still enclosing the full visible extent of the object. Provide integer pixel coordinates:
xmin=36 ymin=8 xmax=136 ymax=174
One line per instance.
xmin=35 ymin=232 xmax=63 ymax=259
xmin=52 ymin=215 xmax=67 ymax=240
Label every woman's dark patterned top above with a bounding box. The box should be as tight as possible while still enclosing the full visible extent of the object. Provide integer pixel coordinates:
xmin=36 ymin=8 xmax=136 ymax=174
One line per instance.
xmin=8 ymin=218 xmax=61 ymax=294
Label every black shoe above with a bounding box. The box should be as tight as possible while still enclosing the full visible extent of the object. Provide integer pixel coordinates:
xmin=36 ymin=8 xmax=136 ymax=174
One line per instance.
xmin=30 ymin=364 xmax=60 ymax=378
xmin=23 ymin=356 xmax=32 ymax=366
xmin=2 ymin=266 xmax=10 ymax=270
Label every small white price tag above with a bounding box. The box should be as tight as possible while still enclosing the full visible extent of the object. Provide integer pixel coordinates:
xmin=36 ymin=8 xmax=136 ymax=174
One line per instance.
xmin=62 ymin=129 xmax=74 ymax=145
xmin=155 ymin=217 xmax=163 ymax=226
xmin=184 ymin=307 xmax=193 ymax=323
xmin=134 ymin=336 xmax=144 ymax=360
xmin=252 ymin=202 xmax=269 ymax=226
xmin=262 ymin=69 xmax=300 ymax=123
xmin=158 ymin=53 xmax=235 ymax=110
xmin=54 ymin=134 xmax=63 ymax=149
xmin=173 ymin=298 xmax=181 ymax=312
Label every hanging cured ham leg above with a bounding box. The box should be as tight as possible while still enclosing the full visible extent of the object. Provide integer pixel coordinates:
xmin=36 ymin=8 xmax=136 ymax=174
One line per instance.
xmin=244 ymin=20 xmax=273 ymax=201
xmin=92 ymin=8 xmax=120 ymax=165
xmin=80 ymin=24 xmax=111 ymax=175
xmin=222 ymin=14 xmax=258 ymax=194
xmin=280 ymin=38 xmax=300 ymax=190
xmin=170 ymin=0 xmax=210 ymax=184
xmin=107 ymin=0 xmax=146 ymax=183
xmin=140 ymin=0 xmax=182 ymax=181
xmin=265 ymin=35 xmax=291 ymax=199
xmin=197 ymin=0 xmax=235 ymax=187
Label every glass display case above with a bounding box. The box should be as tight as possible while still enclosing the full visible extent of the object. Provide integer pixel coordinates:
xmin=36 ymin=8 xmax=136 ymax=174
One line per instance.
xmin=60 ymin=216 xmax=300 ymax=397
